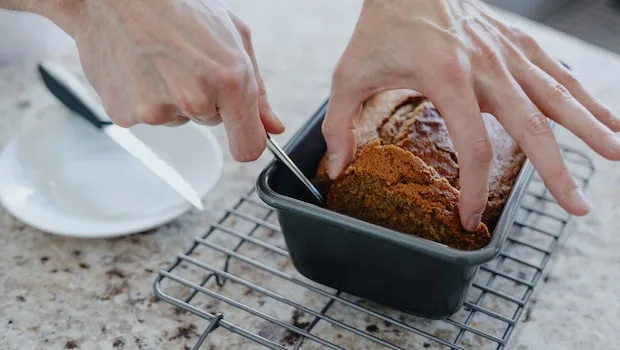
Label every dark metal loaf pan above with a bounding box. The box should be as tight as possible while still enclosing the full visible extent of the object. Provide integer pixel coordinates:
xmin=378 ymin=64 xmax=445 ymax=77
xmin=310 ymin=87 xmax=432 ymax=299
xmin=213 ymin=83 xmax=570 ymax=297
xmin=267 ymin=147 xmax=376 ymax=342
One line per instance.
xmin=256 ymin=99 xmax=535 ymax=319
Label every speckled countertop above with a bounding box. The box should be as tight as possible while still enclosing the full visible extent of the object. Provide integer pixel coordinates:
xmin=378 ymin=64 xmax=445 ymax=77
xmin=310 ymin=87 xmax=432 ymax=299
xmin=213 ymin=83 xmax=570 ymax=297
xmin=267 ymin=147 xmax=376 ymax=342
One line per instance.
xmin=1 ymin=1 xmax=620 ymax=350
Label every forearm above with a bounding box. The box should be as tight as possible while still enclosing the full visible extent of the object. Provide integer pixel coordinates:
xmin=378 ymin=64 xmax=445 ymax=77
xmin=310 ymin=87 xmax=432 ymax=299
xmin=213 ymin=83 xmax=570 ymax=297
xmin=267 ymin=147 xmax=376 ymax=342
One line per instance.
xmin=0 ymin=0 xmax=84 ymax=35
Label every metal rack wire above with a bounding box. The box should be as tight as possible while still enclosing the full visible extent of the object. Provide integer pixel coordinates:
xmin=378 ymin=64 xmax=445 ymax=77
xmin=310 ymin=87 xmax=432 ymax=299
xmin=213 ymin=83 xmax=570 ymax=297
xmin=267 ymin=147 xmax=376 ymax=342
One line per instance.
xmin=154 ymin=146 xmax=595 ymax=350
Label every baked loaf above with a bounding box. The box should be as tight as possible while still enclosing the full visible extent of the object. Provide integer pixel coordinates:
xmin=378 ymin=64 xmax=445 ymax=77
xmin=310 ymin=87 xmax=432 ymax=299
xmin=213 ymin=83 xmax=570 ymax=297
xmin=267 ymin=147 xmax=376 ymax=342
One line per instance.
xmin=314 ymin=89 xmax=526 ymax=251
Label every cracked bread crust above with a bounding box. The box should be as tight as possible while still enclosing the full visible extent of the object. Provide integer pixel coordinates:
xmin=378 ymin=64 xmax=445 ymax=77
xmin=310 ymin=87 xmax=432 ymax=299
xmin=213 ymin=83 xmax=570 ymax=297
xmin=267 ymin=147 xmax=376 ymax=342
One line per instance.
xmin=314 ymin=89 xmax=526 ymax=250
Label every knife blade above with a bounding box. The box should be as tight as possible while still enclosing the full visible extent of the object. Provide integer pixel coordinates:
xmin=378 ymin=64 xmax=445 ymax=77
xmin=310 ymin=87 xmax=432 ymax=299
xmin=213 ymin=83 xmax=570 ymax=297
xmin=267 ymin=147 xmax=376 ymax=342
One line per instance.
xmin=265 ymin=135 xmax=323 ymax=204
xmin=37 ymin=61 xmax=204 ymax=211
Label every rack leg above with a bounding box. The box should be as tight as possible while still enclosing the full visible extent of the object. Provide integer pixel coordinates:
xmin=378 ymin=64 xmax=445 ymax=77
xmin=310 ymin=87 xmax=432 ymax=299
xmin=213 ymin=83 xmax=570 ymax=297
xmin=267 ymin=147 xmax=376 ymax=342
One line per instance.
xmin=192 ymin=313 xmax=224 ymax=350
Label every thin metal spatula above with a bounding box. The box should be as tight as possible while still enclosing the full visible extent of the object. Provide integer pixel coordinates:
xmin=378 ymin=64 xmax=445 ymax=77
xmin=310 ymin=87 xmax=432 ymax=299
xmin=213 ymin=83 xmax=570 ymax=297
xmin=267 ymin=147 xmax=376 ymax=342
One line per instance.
xmin=266 ymin=135 xmax=324 ymax=204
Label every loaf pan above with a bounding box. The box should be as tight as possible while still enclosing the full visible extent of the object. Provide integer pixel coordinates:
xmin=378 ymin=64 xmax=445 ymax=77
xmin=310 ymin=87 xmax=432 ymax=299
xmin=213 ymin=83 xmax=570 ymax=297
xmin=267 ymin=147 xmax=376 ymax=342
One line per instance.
xmin=256 ymin=99 xmax=536 ymax=319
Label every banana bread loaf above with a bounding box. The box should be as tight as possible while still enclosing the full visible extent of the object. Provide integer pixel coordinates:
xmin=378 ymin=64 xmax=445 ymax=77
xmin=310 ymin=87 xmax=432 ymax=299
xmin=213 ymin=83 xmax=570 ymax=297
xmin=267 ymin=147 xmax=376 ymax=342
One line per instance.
xmin=314 ymin=89 xmax=526 ymax=251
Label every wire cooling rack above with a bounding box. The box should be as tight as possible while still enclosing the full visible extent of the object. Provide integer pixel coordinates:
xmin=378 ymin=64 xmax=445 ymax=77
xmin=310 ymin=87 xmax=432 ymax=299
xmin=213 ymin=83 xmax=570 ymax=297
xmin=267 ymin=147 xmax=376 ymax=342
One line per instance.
xmin=154 ymin=146 xmax=595 ymax=350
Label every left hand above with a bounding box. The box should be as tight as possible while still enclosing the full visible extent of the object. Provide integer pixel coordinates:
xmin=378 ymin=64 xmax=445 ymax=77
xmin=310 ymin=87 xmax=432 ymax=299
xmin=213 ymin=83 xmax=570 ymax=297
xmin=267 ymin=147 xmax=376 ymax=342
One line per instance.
xmin=321 ymin=0 xmax=620 ymax=230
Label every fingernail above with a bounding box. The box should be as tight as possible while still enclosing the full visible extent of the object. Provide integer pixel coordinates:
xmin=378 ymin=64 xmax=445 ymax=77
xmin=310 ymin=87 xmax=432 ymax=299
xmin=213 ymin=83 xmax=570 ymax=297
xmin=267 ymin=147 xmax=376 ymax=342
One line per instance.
xmin=327 ymin=153 xmax=343 ymax=180
xmin=466 ymin=213 xmax=482 ymax=231
xmin=569 ymin=187 xmax=591 ymax=213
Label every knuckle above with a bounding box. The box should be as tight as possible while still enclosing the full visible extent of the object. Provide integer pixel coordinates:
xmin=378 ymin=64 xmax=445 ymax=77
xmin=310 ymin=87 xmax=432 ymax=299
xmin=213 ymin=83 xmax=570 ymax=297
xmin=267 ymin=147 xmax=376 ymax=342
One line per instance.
xmin=217 ymin=69 xmax=243 ymax=93
xmin=179 ymin=101 xmax=198 ymax=117
xmin=321 ymin=116 xmax=340 ymax=139
xmin=190 ymin=113 xmax=222 ymax=126
xmin=598 ymin=105 xmax=619 ymax=129
xmin=245 ymin=79 xmax=259 ymax=100
xmin=137 ymin=103 xmax=171 ymax=125
xmin=164 ymin=117 xmax=189 ymax=127
xmin=584 ymin=118 xmax=601 ymax=132
xmin=236 ymin=21 xmax=252 ymax=41
xmin=321 ymin=123 xmax=333 ymax=140
xmin=547 ymin=82 xmax=573 ymax=103
xmin=438 ymin=54 xmax=468 ymax=83
xmin=469 ymin=137 xmax=494 ymax=165
xmin=180 ymin=94 xmax=210 ymax=116
xmin=505 ymin=25 xmax=523 ymax=38
xmin=256 ymin=79 xmax=267 ymax=98
xmin=524 ymin=111 xmax=551 ymax=137
xmin=593 ymin=125 xmax=611 ymax=145
xmin=330 ymin=57 xmax=367 ymax=97
xmin=112 ymin=117 xmax=135 ymax=128
xmin=474 ymin=45 xmax=504 ymax=76
xmin=331 ymin=65 xmax=353 ymax=89
xmin=516 ymin=31 xmax=540 ymax=53
xmin=203 ymin=116 xmax=223 ymax=126
xmin=102 ymin=105 xmax=134 ymax=128
xmin=228 ymin=12 xmax=252 ymax=41
xmin=558 ymin=71 xmax=581 ymax=90
xmin=599 ymin=104 xmax=614 ymax=119
xmin=216 ymin=65 xmax=249 ymax=93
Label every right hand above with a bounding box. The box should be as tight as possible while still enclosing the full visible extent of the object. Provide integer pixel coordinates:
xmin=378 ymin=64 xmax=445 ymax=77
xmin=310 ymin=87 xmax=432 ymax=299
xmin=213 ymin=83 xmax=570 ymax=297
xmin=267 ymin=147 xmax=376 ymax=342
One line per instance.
xmin=48 ymin=0 xmax=284 ymax=162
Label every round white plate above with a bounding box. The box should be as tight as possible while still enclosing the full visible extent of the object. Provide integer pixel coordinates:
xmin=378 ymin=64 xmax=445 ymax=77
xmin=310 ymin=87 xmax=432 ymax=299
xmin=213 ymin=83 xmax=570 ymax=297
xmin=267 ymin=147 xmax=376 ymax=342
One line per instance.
xmin=0 ymin=114 xmax=223 ymax=238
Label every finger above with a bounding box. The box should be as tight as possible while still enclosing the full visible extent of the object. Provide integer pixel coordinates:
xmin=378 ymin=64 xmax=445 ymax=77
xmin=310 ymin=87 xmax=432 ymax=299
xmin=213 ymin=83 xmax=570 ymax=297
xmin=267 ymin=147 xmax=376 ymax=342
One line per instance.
xmin=510 ymin=57 xmax=620 ymax=160
xmin=421 ymin=72 xmax=492 ymax=231
xmin=529 ymin=49 xmax=620 ymax=132
xmin=175 ymin=90 xmax=223 ymax=126
xmin=100 ymin=81 xmax=136 ymax=128
xmin=230 ymin=11 xmax=285 ymax=135
xmin=188 ymin=113 xmax=222 ymax=126
xmin=256 ymin=73 xmax=285 ymax=134
xmin=483 ymin=16 xmax=620 ymax=133
xmin=217 ymin=67 xmax=266 ymax=162
xmin=150 ymin=50 xmax=220 ymax=126
xmin=244 ymin=45 xmax=285 ymax=134
xmin=480 ymin=72 xmax=591 ymax=216
xmin=322 ymin=86 xmax=362 ymax=180
xmin=95 ymin=58 xmax=136 ymax=128
xmin=136 ymin=102 xmax=180 ymax=126
xmin=164 ymin=114 xmax=190 ymax=127
xmin=126 ymin=60 xmax=179 ymax=126
xmin=176 ymin=87 xmax=218 ymax=123
xmin=176 ymin=110 xmax=221 ymax=126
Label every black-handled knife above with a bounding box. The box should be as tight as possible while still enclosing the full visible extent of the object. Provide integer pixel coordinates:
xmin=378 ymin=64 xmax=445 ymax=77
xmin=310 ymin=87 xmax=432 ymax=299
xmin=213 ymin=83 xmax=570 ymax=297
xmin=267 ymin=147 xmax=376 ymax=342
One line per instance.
xmin=38 ymin=61 xmax=204 ymax=210
xmin=38 ymin=65 xmax=113 ymax=130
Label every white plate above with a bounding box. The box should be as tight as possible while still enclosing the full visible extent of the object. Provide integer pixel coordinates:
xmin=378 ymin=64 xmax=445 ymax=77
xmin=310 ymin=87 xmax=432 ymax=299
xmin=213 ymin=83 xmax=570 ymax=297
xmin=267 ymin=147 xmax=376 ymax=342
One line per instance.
xmin=0 ymin=114 xmax=223 ymax=238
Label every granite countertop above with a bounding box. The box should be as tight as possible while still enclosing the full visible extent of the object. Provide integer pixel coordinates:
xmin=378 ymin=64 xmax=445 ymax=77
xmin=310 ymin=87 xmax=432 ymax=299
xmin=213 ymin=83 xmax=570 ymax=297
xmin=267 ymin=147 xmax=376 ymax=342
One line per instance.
xmin=1 ymin=1 xmax=620 ymax=349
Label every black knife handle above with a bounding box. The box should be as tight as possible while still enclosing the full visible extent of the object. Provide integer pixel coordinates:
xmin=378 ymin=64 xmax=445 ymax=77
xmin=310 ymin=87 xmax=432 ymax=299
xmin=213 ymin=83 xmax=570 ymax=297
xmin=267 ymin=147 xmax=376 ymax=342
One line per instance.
xmin=38 ymin=64 xmax=113 ymax=129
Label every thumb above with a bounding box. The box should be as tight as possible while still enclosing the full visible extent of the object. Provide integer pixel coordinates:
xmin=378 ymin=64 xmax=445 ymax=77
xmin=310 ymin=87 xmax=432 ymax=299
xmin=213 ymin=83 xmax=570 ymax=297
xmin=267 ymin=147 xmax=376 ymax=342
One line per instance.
xmin=322 ymin=90 xmax=362 ymax=179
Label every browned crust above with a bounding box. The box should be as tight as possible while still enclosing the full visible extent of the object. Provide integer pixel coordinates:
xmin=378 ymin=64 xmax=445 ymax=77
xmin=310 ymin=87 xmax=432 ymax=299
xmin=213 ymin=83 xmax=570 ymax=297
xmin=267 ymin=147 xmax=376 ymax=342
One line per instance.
xmin=314 ymin=89 xmax=525 ymax=250
xmin=326 ymin=141 xmax=490 ymax=250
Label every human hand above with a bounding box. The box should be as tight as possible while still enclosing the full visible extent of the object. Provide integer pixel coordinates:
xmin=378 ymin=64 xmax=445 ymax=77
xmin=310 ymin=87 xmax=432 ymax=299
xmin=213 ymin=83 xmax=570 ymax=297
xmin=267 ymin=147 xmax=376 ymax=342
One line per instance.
xmin=48 ymin=0 xmax=284 ymax=162
xmin=322 ymin=0 xmax=620 ymax=230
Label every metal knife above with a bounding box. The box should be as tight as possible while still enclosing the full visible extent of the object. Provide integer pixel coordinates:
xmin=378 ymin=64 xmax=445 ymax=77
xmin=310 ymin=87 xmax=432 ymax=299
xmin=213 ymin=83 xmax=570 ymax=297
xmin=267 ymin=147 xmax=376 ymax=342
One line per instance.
xmin=265 ymin=135 xmax=323 ymax=204
xmin=37 ymin=61 xmax=204 ymax=211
